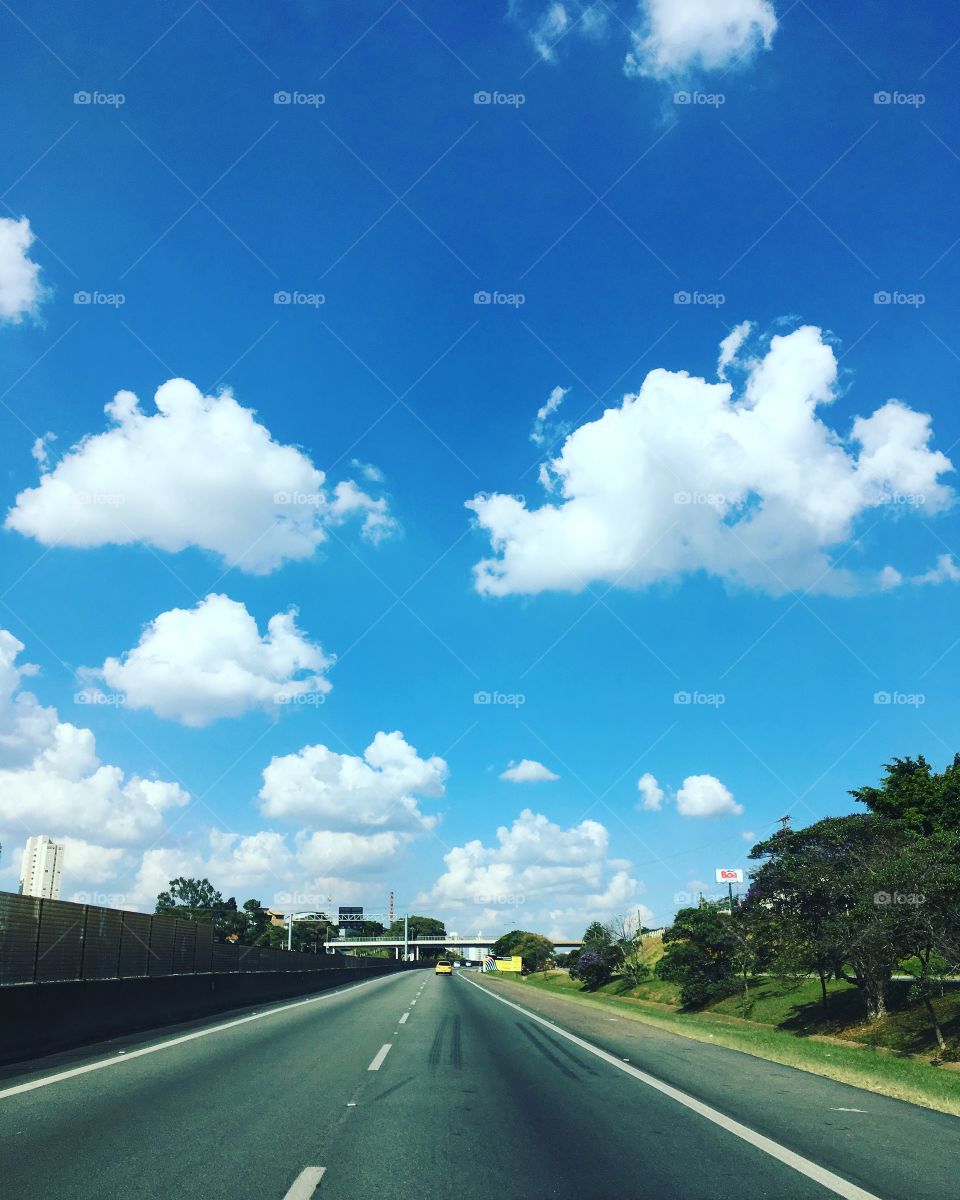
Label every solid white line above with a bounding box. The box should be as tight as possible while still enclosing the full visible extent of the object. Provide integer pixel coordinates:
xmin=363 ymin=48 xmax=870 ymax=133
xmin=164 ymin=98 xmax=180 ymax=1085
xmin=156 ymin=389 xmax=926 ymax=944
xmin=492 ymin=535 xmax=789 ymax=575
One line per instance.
xmin=399 ymin=1012 xmax=409 ymax=1024
xmin=460 ymin=977 xmax=882 ymax=1200
xmin=367 ymin=1043 xmax=392 ymax=1071
xmin=0 ymin=972 xmax=401 ymax=1101
xmin=284 ymin=1166 xmax=326 ymax=1199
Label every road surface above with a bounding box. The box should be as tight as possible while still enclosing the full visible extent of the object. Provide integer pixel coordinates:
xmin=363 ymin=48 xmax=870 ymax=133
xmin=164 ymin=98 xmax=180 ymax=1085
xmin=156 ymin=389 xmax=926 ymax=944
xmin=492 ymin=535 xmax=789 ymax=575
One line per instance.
xmin=1 ymin=967 xmax=956 ymax=1199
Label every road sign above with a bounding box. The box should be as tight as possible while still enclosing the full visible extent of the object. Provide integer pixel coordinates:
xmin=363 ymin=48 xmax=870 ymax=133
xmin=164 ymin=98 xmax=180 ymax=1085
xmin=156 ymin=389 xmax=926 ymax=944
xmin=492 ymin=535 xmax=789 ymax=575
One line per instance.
xmin=715 ymin=868 xmax=744 ymax=883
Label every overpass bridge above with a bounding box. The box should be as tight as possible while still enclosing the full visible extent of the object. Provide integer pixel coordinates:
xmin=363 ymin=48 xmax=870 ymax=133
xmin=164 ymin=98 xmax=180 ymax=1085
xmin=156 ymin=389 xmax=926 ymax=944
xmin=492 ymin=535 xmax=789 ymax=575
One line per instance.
xmin=330 ymin=935 xmax=583 ymax=960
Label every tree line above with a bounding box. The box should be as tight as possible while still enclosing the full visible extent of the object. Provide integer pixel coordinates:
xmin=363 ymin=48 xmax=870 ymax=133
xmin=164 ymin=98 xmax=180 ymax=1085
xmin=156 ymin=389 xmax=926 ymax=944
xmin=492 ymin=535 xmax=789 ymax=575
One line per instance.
xmin=654 ymin=755 xmax=960 ymax=1047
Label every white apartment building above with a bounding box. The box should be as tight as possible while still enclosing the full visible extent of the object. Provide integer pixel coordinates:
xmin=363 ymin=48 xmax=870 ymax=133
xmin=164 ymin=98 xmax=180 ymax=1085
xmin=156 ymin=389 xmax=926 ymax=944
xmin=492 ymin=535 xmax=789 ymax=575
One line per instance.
xmin=19 ymin=835 xmax=64 ymax=900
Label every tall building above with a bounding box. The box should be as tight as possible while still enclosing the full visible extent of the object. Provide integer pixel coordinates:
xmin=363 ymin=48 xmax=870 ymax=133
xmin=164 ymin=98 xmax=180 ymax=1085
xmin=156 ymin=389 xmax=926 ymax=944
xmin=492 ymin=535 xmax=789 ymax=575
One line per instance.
xmin=19 ymin=836 xmax=64 ymax=900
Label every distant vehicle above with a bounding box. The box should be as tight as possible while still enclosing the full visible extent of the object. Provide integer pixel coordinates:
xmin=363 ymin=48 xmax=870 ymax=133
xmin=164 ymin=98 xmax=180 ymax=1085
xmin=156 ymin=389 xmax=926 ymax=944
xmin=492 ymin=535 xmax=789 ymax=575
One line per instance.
xmin=435 ymin=959 xmax=452 ymax=975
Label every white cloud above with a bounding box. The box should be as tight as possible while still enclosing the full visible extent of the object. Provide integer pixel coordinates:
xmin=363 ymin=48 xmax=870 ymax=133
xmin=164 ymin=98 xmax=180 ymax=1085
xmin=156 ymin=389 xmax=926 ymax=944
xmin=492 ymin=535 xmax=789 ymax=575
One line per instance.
xmin=625 ymin=0 xmax=778 ymax=79
xmin=259 ymin=730 xmax=447 ymax=832
xmin=912 ymin=553 xmax=960 ymax=586
xmin=500 ymin=758 xmax=560 ymax=783
xmin=531 ymin=385 xmax=570 ymax=447
xmin=6 ymin=378 xmax=395 ymax=573
xmin=0 ymin=630 xmax=189 ymax=846
xmin=636 ymin=771 xmax=664 ymax=810
xmin=92 ymin=594 xmax=333 ymax=727
xmin=418 ymin=808 xmax=644 ymax=938
xmin=741 ymin=829 xmax=756 ymax=841
xmin=296 ymin=830 xmax=404 ymax=876
xmin=0 ymin=216 xmax=45 ymax=323
xmin=676 ymin=774 xmax=742 ymax=818
xmin=717 ymin=320 xmax=753 ymax=380
xmin=512 ymin=0 xmax=609 ymax=62
xmin=468 ymin=324 xmax=954 ymax=598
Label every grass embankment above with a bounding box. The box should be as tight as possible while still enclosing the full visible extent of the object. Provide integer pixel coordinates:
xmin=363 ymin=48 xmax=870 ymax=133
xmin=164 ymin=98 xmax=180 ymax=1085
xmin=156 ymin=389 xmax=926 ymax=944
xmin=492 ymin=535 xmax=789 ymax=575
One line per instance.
xmin=486 ymin=942 xmax=960 ymax=1115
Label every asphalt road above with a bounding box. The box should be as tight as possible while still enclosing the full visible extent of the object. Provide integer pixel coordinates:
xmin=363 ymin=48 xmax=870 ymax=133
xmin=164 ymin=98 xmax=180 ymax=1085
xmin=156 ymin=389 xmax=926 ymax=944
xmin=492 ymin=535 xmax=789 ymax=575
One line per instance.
xmin=1 ymin=966 xmax=957 ymax=1200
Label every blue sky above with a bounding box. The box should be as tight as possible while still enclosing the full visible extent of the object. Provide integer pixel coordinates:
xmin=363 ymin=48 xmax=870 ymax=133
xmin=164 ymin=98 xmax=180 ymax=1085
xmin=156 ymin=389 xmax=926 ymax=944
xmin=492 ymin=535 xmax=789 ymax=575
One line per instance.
xmin=1 ymin=0 xmax=960 ymax=936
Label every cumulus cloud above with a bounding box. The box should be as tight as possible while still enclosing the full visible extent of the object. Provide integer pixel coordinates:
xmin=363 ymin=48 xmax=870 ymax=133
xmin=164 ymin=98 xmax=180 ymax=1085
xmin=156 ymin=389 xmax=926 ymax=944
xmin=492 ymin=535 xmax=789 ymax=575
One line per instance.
xmin=500 ymin=758 xmax=560 ymax=783
xmin=0 ymin=630 xmax=189 ymax=846
xmin=636 ymin=771 xmax=664 ymax=810
xmin=418 ymin=808 xmax=645 ymax=937
xmin=468 ymin=324 xmax=954 ymax=598
xmin=625 ymin=0 xmax=778 ymax=79
xmin=0 ymin=216 xmax=45 ymax=323
xmin=91 ymin=594 xmax=333 ymax=726
xmin=6 ymin=378 xmax=395 ymax=573
xmin=259 ymin=730 xmax=447 ymax=832
xmin=676 ymin=774 xmax=742 ymax=818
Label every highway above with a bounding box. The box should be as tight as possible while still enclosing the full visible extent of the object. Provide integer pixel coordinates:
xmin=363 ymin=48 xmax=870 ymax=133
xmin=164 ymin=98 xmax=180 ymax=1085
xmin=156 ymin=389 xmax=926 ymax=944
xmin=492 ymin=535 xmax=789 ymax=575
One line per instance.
xmin=1 ymin=967 xmax=957 ymax=1200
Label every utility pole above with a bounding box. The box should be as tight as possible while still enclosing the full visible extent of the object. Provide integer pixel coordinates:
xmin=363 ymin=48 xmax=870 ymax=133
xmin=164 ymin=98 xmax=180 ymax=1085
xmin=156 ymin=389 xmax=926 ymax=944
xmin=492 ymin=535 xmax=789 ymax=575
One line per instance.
xmin=404 ymin=913 xmax=409 ymax=963
xmin=287 ymin=910 xmax=293 ymax=951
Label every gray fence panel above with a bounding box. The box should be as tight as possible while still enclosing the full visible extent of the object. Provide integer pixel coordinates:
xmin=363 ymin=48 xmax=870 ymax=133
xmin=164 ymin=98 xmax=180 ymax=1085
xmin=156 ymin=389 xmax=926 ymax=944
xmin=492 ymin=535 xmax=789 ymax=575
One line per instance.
xmin=82 ymin=906 xmax=123 ymax=980
xmin=172 ymin=920 xmax=197 ymax=975
xmin=118 ymin=911 xmax=152 ymax=978
xmin=0 ymin=891 xmax=399 ymax=985
xmin=146 ymin=917 xmax=176 ymax=976
xmin=35 ymin=900 xmax=85 ymax=982
xmin=0 ymin=893 xmax=41 ymax=985
xmin=212 ymin=942 xmax=239 ymax=973
xmin=194 ymin=920 xmax=214 ymax=974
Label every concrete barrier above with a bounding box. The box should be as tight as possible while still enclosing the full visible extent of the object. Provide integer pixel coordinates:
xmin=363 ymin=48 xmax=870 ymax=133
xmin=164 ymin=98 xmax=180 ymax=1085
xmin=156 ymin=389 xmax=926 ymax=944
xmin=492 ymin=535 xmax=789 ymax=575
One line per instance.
xmin=0 ymin=963 xmax=412 ymax=1065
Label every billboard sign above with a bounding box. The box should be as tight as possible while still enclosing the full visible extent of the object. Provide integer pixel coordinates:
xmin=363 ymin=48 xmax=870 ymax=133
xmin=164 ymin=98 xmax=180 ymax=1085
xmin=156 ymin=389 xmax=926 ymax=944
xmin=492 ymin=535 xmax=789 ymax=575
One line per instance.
xmin=715 ymin=868 xmax=744 ymax=884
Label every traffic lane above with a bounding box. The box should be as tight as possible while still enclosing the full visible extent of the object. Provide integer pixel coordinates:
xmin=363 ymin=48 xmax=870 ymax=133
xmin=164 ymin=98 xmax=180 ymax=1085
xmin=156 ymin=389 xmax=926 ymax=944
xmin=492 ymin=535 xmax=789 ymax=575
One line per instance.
xmin=1 ymin=968 xmax=425 ymax=1200
xmin=473 ymin=975 xmax=959 ymax=1200
xmin=320 ymin=969 xmax=834 ymax=1200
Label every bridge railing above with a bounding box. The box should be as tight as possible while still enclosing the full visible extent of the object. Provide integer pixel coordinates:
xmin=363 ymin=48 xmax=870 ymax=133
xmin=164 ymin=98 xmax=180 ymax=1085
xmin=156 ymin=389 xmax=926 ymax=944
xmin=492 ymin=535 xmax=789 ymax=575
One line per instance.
xmin=0 ymin=891 xmax=384 ymax=986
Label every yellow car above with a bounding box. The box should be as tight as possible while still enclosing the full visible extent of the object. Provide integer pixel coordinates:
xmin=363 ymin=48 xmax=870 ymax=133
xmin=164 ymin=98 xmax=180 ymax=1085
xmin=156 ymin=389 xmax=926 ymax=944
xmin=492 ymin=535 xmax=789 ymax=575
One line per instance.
xmin=435 ymin=959 xmax=453 ymax=975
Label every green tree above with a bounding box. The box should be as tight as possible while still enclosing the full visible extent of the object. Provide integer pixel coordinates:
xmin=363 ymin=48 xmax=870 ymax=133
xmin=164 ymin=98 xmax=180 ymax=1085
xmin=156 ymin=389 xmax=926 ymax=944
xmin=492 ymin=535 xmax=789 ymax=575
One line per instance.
xmin=495 ymin=931 xmax=554 ymax=972
xmin=383 ymin=914 xmax=446 ymax=959
xmin=155 ymin=877 xmax=239 ymax=941
xmin=656 ymin=901 xmax=758 ymax=1010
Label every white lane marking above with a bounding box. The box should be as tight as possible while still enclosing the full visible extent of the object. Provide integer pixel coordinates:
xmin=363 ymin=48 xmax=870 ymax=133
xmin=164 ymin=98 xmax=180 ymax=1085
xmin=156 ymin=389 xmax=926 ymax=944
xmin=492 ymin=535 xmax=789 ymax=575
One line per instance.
xmin=367 ymin=1043 xmax=392 ymax=1071
xmin=833 ymin=1108 xmax=867 ymax=1114
xmin=411 ymin=999 xmax=417 ymax=1005
xmin=0 ymin=972 xmax=402 ymax=1101
xmin=399 ymin=1013 xmax=409 ymax=1024
xmin=460 ymin=977 xmax=882 ymax=1200
xmin=284 ymin=1166 xmax=326 ymax=1199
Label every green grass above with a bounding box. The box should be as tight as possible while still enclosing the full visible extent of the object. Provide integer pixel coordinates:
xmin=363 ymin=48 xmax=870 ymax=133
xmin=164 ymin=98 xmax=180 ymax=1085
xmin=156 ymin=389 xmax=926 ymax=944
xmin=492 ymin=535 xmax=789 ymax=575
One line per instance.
xmin=489 ymin=970 xmax=960 ymax=1116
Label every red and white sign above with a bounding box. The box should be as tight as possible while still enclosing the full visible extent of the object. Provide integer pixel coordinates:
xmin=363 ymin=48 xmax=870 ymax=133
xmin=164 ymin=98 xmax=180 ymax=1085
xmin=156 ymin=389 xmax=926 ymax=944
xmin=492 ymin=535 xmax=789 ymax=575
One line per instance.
xmin=715 ymin=868 xmax=744 ymax=884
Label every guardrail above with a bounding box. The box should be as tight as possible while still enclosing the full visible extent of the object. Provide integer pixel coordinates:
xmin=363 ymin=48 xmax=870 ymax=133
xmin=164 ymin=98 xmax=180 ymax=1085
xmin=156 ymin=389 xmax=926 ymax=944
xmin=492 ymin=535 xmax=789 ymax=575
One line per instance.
xmin=0 ymin=891 xmax=375 ymax=986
